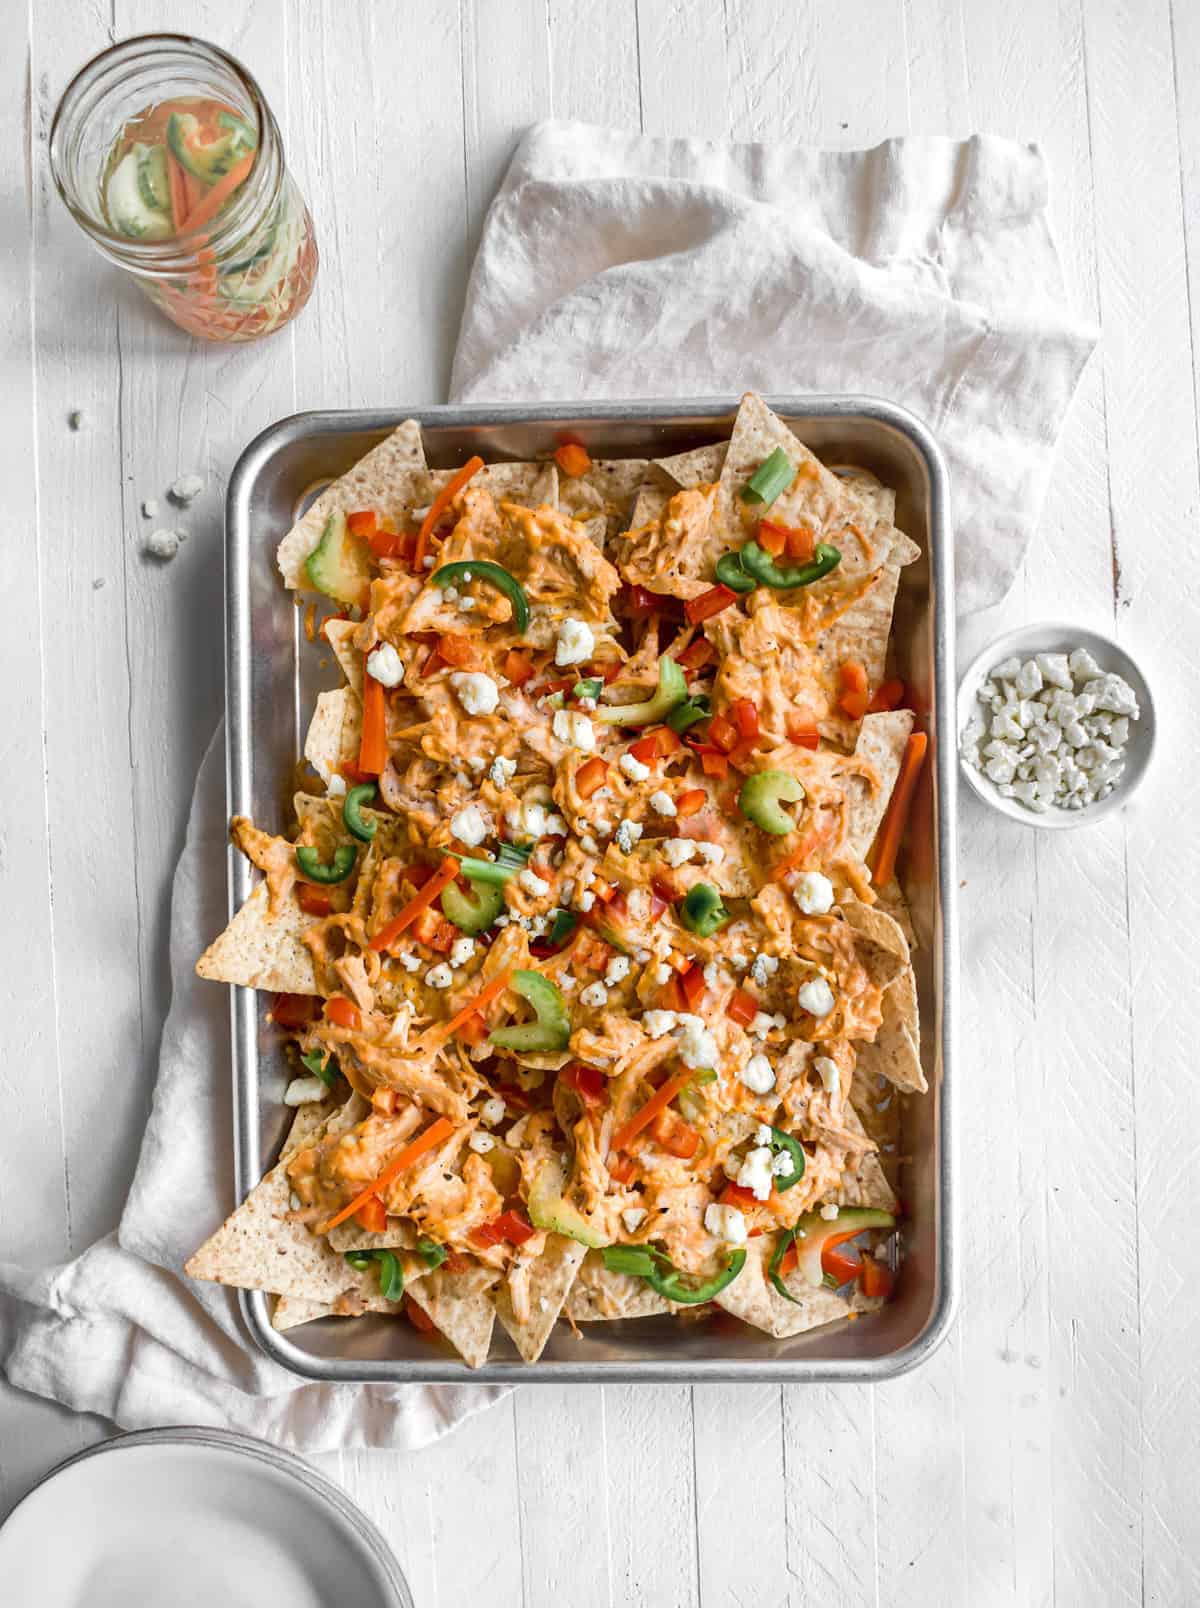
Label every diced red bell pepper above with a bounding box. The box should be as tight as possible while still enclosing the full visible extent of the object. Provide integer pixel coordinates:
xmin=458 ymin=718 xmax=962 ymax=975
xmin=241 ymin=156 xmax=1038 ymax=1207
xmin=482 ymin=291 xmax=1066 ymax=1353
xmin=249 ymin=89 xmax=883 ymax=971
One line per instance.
xmin=867 ymin=678 xmax=905 ymax=713
xmin=727 ymin=738 xmax=759 ymax=772
xmin=651 ymin=874 xmax=680 ymax=905
xmin=428 ymin=919 xmax=456 ymax=954
xmin=346 ymin=509 xmax=378 ymax=538
xmin=471 ymin=1210 xmax=536 ymax=1249
xmin=437 ymin=633 xmax=476 ymax=668
xmin=629 ymin=733 xmax=660 ymax=766
xmin=576 ymin=757 xmax=609 ymax=799
xmin=355 ymin=1194 xmax=387 ymax=1233
xmin=296 ymin=884 xmax=333 ymax=918
xmin=677 ymin=637 xmax=715 ymax=672
xmin=626 ymin=584 xmax=666 ymax=618
xmin=369 ymin=528 xmax=406 ymax=560
xmin=859 ymin=1255 xmax=894 ymax=1299
xmin=839 ymin=690 xmax=869 ymax=719
xmin=785 ymin=525 xmax=815 ymax=562
xmin=674 ymin=789 xmax=706 ymax=818
xmin=730 ymin=698 xmax=759 ymax=740
xmin=822 ymin=1245 xmax=862 ymax=1286
xmin=325 ymin=995 xmax=362 ymax=1031
xmin=719 ymin=1181 xmax=758 ymax=1211
xmin=684 ymin=585 xmax=738 ymax=625
xmin=707 ymin=713 xmax=738 ymax=753
xmin=554 ymin=442 xmax=592 ymax=477
xmin=503 ymin=649 xmax=535 ymax=687
xmin=701 ymin=751 xmax=729 ymax=779
xmin=679 ymin=962 xmax=706 ymax=1011
xmin=649 ymin=1108 xmax=700 ymax=1159
xmin=786 ymin=716 xmax=820 ymax=749
xmin=561 ymin=1062 xmax=607 ymax=1105
xmin=726 ymin=987 xmax=759 ymax=1028
xmin=655 ymin=725 xmax=682 ymax=756
xmin=658 ymin=974 xmax=688 ymax=1013
xmin=272 ymin=992 xmax=316 ymax=1029
xmin=757 ymin=521 xmax=787 ymax=557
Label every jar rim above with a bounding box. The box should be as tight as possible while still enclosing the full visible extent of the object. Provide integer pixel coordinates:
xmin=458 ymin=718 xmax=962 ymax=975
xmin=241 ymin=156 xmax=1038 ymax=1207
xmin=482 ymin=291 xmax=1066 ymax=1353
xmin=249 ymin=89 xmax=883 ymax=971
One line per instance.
xmin=49 ymin=32 xmax=282 ymax=272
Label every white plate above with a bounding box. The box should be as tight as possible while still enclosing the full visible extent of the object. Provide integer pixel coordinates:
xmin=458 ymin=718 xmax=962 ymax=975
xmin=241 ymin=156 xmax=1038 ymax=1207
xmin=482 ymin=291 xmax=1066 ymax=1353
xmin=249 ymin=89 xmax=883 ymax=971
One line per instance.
xmin=0 ymin=1428 xmax=411 ymax=1607
xmin=957 ymin=622 xmax=1155 ymax=830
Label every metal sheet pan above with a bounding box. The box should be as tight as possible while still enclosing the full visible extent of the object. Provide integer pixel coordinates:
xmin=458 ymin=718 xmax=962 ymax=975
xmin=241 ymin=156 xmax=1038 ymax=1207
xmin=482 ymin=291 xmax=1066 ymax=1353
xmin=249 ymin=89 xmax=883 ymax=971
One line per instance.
xmin=224 ymin=396 xmax=957 ymax=1383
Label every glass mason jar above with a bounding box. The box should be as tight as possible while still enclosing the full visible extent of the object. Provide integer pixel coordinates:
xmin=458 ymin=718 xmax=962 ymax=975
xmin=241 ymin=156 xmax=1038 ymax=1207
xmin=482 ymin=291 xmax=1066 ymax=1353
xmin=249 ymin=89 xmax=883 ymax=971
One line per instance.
xmin=50 ymin=34 xmax=318 ymax=343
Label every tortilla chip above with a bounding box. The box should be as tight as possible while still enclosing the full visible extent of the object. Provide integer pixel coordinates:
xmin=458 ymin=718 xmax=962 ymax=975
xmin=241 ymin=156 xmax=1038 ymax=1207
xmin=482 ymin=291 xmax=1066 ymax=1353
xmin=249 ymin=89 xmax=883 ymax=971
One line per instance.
xmin=327 ymin=1217 xmax=418 ymax=1254
xmin=556 ymin=459 xmax=649 ymax=543
xmin=714 ymin=394 xmax=917 ymax=586
xmin=827 ymin=466 xmax=897 ymax=521
xmin=842 ymin=710 xmax=915 ymax=861
xmin=817 ymin=560 xmax=902 ymax=692
xmin=276 ymin=420 xmax=427 ymax=587
xmin=405 ymin=1261 xmax=498 ymax=1369
xmin=849 ymin=1062 xmax=902 ymax=1190
xmin=322 ymin=618 xmax=362 ymax=695
xmin=494 ymin=1234 xmax=587 ymax=1362
xmin=304 ymin=688 xmax=362 ymax=783
xmin=625 ymin=465 xmax=678 ymax=533
xmin=195 ymin=881 xmax=317 ymax=993
xmin=840 ymin=899 xmax=910 ymax=990
xmin=280 ymin=1098 xmax=338 ymax=1162
xmin=185 ymin=1164 xmax=363 ymax=1303
xmin=655 ymin=441 xmax=727 ymax=488
xmin=565 ymin=1250 xmax=674 ymax=1321
xmin=833 ymin=1101 xmax=898 ymax=1211
xmin=856 ymin=965 xmax=925 ymax=1093
xmin=715 ymin=1234 xmax=869 ymax=1339
xmin=271 ymin=1294 xmax=332 ymax=1331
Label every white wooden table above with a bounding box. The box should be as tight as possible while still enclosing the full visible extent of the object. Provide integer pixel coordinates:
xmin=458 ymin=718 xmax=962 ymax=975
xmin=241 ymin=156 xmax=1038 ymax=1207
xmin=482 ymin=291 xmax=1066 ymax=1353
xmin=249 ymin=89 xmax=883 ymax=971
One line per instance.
xmin=5 ymin=1 xmax=1197 ymax=1601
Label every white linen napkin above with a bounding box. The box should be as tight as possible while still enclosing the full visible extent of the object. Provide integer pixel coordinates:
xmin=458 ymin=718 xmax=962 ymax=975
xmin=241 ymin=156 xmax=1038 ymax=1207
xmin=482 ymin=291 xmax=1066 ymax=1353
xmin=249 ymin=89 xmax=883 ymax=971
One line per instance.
xmin=453 ymin=121 xmax=1097 ymax=613
xmin=0 ymin=120 xmax=1095 ymax=1452
xmin=0 ymin=728 xmax=504 ymax=1451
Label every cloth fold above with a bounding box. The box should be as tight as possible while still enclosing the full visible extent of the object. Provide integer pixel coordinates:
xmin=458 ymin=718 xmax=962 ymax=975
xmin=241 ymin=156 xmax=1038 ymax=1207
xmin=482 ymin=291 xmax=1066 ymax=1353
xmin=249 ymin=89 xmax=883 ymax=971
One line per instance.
xmin=453 ymin=121 xmax=1097 ymax=613
xmin=1 ymin=119 xmax=1094 ymax=1450
xmin=0 ymin=728 xmax=503 ymax=1452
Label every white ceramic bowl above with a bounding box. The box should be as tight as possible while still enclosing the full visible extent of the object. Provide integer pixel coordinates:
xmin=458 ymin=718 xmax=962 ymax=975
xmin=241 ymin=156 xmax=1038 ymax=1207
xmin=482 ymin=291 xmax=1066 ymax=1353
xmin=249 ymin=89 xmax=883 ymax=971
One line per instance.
xmin=957 ymin=621 xmax=1156 ymax=830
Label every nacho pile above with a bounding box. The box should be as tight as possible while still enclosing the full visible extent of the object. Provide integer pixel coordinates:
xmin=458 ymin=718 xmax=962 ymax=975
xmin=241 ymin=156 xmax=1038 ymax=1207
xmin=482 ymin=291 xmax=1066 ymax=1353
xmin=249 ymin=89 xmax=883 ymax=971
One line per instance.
xmin=190 ymin=394 xmax=929 ymax=1366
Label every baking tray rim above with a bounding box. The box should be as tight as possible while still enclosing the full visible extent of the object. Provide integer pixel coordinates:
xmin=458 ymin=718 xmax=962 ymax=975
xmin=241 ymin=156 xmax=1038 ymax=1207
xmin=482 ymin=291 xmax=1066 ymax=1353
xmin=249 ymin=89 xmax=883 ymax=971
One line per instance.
xmin=223 ymin=393 xmax=959 ymax=1384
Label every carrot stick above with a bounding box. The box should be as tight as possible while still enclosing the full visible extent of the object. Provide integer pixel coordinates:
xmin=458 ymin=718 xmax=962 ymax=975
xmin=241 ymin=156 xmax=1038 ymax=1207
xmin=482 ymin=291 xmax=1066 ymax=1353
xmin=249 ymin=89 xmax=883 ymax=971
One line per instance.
xmin=412 ymin=455 xmax=484 ymax=574
xmin=321 ymin=1116 xmax=455 ymax=1232
xmin=418 ymin=969 xmax=515 ymax=1050
xmin=369 ymin=857 xmax=459 ymax=952
xmin=611 ymin=1071 xmax=694 ymax=1153
xmin=869 ymin=732 xmax=928 ymax=887
xmin=167 ymin=148 xmax=191 ymax=232
xmin=358 ymin=673 xmax=388 ymax=776
xmin=181 ymin=153 xmax=255 ymax=232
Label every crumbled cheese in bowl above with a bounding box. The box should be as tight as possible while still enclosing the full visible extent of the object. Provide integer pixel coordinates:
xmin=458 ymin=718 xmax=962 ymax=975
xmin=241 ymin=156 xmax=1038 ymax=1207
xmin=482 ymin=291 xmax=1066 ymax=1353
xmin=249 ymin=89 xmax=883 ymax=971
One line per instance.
xmin=963 ymin=643 xmax=1142 ymax=816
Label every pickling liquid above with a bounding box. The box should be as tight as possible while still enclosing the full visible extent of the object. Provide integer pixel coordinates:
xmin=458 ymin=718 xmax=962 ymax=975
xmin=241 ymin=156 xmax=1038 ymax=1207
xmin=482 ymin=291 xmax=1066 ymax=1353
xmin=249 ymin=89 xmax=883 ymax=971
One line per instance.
xmin=101 ymin=95 xmax=317 ymax=340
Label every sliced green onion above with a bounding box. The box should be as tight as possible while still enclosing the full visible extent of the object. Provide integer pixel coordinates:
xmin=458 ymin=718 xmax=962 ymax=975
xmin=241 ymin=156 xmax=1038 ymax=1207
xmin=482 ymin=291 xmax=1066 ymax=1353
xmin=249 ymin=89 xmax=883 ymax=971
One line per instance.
xmin=602 ymin=1245 xmax=659 ymax=1278
xmin=546 ymin=908 xmax=578 ymax=947
xmin=456 ymin=840 xmax=533 ymax=886
xmin=740 ymin=447 xmax=796 ymax=507
xmin=573 ymin=677 xmax=604 ymax=701
xmin=300 ymin=1048 xmax=337 ymax=1087
xmin=666 ymin=694 xmax=711 ymax=734
xmin=417 ymin=1236 xmax=448 ymax=1271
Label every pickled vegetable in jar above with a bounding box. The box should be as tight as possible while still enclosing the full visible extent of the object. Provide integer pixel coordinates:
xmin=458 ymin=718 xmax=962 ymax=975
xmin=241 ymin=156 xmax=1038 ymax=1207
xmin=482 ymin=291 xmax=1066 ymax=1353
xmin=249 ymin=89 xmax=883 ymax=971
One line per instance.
xmin=51 ymin=35 xmax=318 ymax=343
